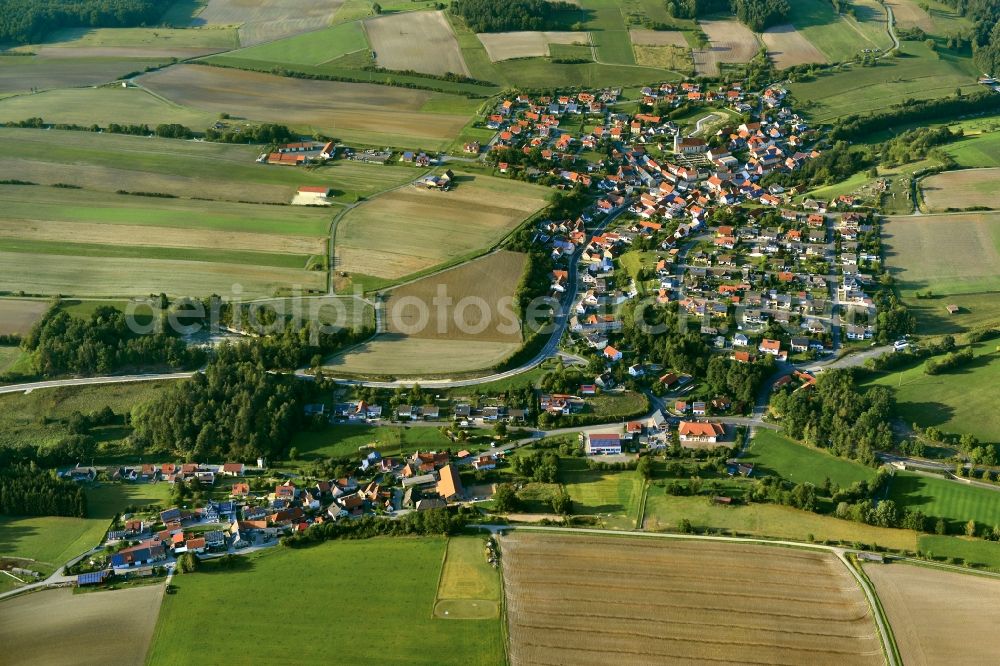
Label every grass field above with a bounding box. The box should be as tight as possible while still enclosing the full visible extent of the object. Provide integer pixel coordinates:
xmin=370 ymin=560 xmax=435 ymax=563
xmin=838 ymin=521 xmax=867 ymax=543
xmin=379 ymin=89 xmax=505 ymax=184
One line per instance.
xmin=0 ymin=379 xmax=175 ymax=449
xmin=0 ymin=128 xmax=416 ymax=204
xmin=693 ymin=19 xmax=759 ymax=76
xmin=944 ymin=132 xmax=1000 ymax=168
xmin=146 ymin=538 xmax=504 ymax=664
xmin=326 ymin=335 xmax=520 ymax=376
xmin=906 ymin=291 xmax=1000 ymax=335
xmin=786 ymin=0 xmax=890 ymax=63
xmin=886 ymin=0 xmax=972 ymax=36
xmin=864 ymin=344 xmax=1000 ymax=441
xmin=18 ymin=26 xmax=239 ymax=58
xmin=138 ymin=64 xmax=476 ymax=150
xmin=192 ymin=0 xmax=346 ymax=46
xmin=883 ymin=211 xmax=1000 ymax=296
xmin=434 ymin=536 xmax=500 ymax=619
xmin=578 ymin=0 xmax=636 ymax=64
xmin=220 ymin=21 xmax=367 ymax=66
xmin=918 ymin=534 xmax=1000 ymax=568
xmin=366 ymin=10 xmax=469 ymax=76
xmin=335 ymin=173 xmax=548 ymax=281
xmin=0 ymin=585 xmax=164 ymax=664
xmin=0 ymin=55 xmax=169 ymax=94
xmin=643 ymin=493 xmax=919 ymax=550
xmin=790 ymin=42 xmax=981 ymax=122
xmin=383 ymin=250 xmax=526 ymax=342
xmin=501 ymin=532 xmax=884 ymax=665
xmin=888 ymin=471 xmax=1000 ymax=529
xmin=0 ymin=184 xmax=330 ymax=297
xmin=921 ymin=168 xmax=1000 ymax=211
xmin=866 ymin=562 xmax=1000 ymax=665
xmin=0 ymin=298 xmax=48 ymax=335
xmin=743 ymin=430 xmax=876 ymax=488
xmin=290 ymin=423 xmax=455 ymax=461
xmin=560 ymin=457 xmax=643 ymax=529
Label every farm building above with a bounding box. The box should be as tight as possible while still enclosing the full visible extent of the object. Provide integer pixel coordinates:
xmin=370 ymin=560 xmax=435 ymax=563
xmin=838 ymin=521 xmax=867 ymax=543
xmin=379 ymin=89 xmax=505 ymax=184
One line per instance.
xmin=111 ymin=539 xmax=166 ymax=568
xmin=292 ymin=186 xmax=333 ymax=206
xmin=437 ymin=464 xmax=464 ymax=502
xmin=586 ymin=433 xmax=623 ymax=455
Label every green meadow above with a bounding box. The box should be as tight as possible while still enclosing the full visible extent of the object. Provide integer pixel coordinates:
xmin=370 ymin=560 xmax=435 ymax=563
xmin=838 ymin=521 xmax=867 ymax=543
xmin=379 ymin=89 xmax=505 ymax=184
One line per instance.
xmin=743 ymin=430 xmax=877 ymax=488
xmin=146 ymin=538 xmax=504 ymax=665
xmin=889 ymin=472 xmax=1000 ymax=528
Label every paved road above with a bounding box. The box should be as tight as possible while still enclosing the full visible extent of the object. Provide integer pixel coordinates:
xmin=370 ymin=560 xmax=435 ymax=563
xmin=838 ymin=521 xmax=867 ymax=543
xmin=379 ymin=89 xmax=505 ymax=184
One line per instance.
xmin=479 ymin=523 xmax=899 ymax=666
xmin=0 ymin=371 xmax=193 ymax=396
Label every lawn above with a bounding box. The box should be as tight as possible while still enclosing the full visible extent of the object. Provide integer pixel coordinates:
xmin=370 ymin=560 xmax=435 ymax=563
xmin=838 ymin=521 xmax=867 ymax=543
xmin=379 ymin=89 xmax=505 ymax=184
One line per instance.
xmin=743 ymin=430 xmax=876 ymax=488
xmin=221 ymin=22 xmax=368 ymax=66
xmin=918 ymin=534 xmax=1000 ymax=569
xmin=888 ymin=472 xmax=1000 ymax=529
xmin=434 ymin=536 xmax=500 ymax=619
xmin=146 ymin=538 xmax=504 ymax=665
xmin=790 ymin=41 xmax=981 ymax=122
xmin=560 ymin=456 xmax=643 ymax=528
xmin=863 ymin=343 xmax=1000 ymax=442
xmin=642 ymin=493 xmax=918 ymax=551
xmin=290 ymin=424 xmax=456 ymax=462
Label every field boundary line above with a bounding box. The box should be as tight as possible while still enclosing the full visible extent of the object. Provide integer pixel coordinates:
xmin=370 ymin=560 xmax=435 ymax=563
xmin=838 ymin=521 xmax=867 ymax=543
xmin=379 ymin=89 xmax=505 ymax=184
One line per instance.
xmin=850 ymin=555 xmax=902 ymax=666
xmin=431 ymin=537 xmax=451 ymax=617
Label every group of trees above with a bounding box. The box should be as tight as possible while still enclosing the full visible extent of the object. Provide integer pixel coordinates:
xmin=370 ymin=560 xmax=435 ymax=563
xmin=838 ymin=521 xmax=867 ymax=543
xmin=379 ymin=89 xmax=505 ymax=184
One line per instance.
xmin=21 ymin=305 xmax=203 ymax=377
xmin=769 ymin=369 xmax=895 ymax=463
xmin=828 ymin=91 xmax=998 ymax=142
xmin=450 ymin=0 xmax=579 ymax=32
xmin=664 ymin=0 xmax=789 ymax=30
xmin=0 ymin=0 xmax=165 ymax=44
xmin=130 ymin=346 xmax=312 ymax=460
xmin=203 ymin=122 xmax=296 ymax=145
xmin=0 ymin=464 xmax=87 ymax=517
xmin=282 ymin=506 xmax=475 ymax=547
xmin=703 ymin=354 xmax=775 ymax=411
xmin=880 ymin=126 xmax=961 ymax=167
xmin=510 ymin=450 xmax=560 ymax=483
xmin=924 ymin=346 xmax=975 ymax=375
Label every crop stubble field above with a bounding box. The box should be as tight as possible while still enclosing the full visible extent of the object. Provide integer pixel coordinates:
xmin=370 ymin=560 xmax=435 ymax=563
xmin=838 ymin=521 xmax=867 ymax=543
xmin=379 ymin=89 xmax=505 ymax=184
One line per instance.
xmin=0 ymin=585 xmax=164 ymax=665
xmin=920 ymin=168 xmax=1000 ymax=212
xmin=693 ymin=19 xmax=759 ymax=76
xmin=501 ymin=533 xmax=884 ymax=665
xmin=865 ymin=563 xmax=1000 ymax=665
xmin=0 ymin=56 xmax=169 ymax=94
xmin=335 ymin=173 xmax=548 ymax=281
xmin=0 ymin=298 xmax=48 ymax=335
xmin=762 ymin=24 xmax=828 ymax=69
xmin=138 ymin=65 xmax=474 ymax=149
xmin=192 ymin=0 xmax=346 ymax=46
xmin=477 ymin=31 xmax=590 ymax=61
xmin=366 ymin=11 xmax=469 ymax=76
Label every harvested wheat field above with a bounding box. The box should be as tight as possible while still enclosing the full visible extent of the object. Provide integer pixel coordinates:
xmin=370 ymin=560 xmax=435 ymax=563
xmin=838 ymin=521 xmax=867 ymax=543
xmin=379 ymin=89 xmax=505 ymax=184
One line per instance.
xmin=335 ymin=173 xmax=548 ymax=281
xmin=884 ymin=0 xmax=935 ymax=32
xmin=477 ymin=31 xmax=589 ymax=61
xmin=384 ymin=250 xmax=526 ymax=342
xmin=326 ymin=335 xmax=519 ymax=376
xmin=865 ymin=563 xmax=1000 ymax=665
xmin=193 ymin=0 xmax=346 ymax=46
xmin=0 ymin=298 xmax=48 ymax=335
xmin=920 ymin=168 xmax=1000 ymax=212
xmin=501 ymin=532 xmax=884 ymax=666
xmin=366 ymin=10 xmax=468 ymax=76
xmin=629 ymin=29 xmax=688 ymax=47
xmin=762 ymin=24 xmax=828 ymax=69
xmin=693 ymin=19 xmax=759 ymax=76
xmin=138 ymin=65 xmax=471 ymax=147
xmin=0 ymin=56 xmax=167 ymax=94
xmin=0 ymin=584 xmax=164 ymax=665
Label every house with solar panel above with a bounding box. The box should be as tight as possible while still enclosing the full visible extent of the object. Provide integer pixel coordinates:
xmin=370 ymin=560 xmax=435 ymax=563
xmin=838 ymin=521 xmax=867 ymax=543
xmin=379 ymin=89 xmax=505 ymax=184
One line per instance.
xmin=111 ymin=539 xmax=167 ymax=568
xmin=77 ymin=570 xmax=112 ymax=587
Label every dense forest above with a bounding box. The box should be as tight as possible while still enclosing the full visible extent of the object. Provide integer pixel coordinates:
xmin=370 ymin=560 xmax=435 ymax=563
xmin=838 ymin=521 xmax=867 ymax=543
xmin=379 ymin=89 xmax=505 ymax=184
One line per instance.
xmin=939 ymin=0 xmax=1000 ymax=74
xmin=769 ymin=369 xmax=895 ymax=464
xmin=450 ymin=0 xmax=580 ymax=32
xmin=129 ymin=344 xmax=314 ymax=460
xmin=0 ymin=464 xmax=87 ymax=517
xmin=22 ymin=305 xmax=204 ymax=377
xmin=665 ymin=0 xmax=790 ymax=31
xmin=0 ymin=0 xmax=167 ymax=44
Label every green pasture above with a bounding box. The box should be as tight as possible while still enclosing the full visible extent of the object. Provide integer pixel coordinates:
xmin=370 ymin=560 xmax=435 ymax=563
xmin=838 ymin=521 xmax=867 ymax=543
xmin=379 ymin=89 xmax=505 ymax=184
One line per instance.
xmin=289 ymin=424 xmax=459 ymax=463
xmin=889 ymin=471 xmax=1000 ymax=528
xmin=221 ymin=22 xmax=368 ymax=66
xmin=743 ymin=430 xmax=876 ymax=488
xmin=146 ymin=538 xmax=504 ymax=665
xmin=918 ymin=534 xmax=1000 ymax=569
xmin=789 ymin=0 xmax=890 ymax=62
xmin=560 ymin=456 xmax=643 ymax=528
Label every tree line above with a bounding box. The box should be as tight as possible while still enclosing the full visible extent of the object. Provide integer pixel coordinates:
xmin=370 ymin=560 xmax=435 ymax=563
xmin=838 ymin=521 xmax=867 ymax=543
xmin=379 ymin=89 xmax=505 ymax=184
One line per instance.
xmin=282 ymin=506 xmax=476 ymax=547
xmin=0 ymin=464 xmax=87 ymax=517
xmin=21 ymin=305 xmax=204 ymax=377
xmin=450 ymin=0 xmax=581 ymax=32
xmin=0 ymin=0 xmax=165 ymax=44
xmin=2 ymin=116 xmax=298 ymax=145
